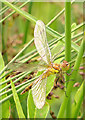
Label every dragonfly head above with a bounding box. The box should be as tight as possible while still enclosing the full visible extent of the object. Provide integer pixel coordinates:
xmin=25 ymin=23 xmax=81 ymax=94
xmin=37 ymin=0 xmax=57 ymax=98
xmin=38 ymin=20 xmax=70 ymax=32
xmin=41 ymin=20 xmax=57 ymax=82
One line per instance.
xmin=61 ymin=60 xmax=70 ymax=71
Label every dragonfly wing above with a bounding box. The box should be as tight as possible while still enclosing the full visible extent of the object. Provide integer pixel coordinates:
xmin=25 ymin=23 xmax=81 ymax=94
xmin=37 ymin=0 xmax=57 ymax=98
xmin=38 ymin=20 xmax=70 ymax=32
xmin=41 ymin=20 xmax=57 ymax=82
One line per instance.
xmin=34 ymin=20 xmax=52 ymax=65
xmin=32 ymin=74 xmax=47 ymax=109
xmin=8 ymin=60 xmax=47 ymax=72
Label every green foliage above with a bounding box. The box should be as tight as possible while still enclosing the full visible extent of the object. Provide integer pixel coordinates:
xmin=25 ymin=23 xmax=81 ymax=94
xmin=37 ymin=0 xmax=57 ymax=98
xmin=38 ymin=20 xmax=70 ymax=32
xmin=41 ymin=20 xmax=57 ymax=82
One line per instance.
xmin=46 ymin=75 xmax=56 ymax=96
xmin=72 ymin=81 xmax=84 ymax=118
xmin=27 ymin=90 xmax=36 ymax=118
xmin=57 ymin=39 xmax=84 ymax=118
xmin=10 ymin=79 xmax=25 ymax=118
xmin=0 ymin=1 xmax=84 ymax=119
xmin=0 ymin=53 xmax=10 ymax=119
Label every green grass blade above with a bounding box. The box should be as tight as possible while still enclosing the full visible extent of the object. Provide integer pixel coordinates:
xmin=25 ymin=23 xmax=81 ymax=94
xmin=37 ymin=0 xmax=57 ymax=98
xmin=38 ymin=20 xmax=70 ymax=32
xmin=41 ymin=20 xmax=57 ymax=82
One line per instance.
xmin=0 ymin=1 xmax=17 ymax=16
xmin=72 ymin=81 xmax=84 ymax=118
xmin=0 ymin=1 xmax=29 ymax=23
xmin=3 ymin=0 xmax=37 ymax=22
xmin=10 ymin=79 xmax=25 ymax=118
xmin=23 ymin=2 xmax=33 ymax=44
xmin=65 ymin=1 xmax=71 ymax=62
xmin=0 ymin=76 xmax=39 ymax=104
xmin=0 ymin=71 xmax=31 ymax=93
xmin=0 ymin=53 xmax=10 ymax=119
xmin=27 ymin=90 xmax=36 ymax=118
xmin=46 ymin=0 xmax=74 ymax=26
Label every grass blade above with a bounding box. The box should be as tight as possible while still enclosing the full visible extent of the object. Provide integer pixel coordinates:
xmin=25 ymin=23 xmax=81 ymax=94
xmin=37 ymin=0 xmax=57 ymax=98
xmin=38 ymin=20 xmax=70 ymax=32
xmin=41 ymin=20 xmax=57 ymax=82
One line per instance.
xmin=0 ymin=53 xmax=10 ymax=119
xmin=23 ymin=2 xmax=33 ymax=44
xmin=10 ymin=79 xmax=25 ymax=118
xmin=72 ymin=81 xmax=84 ymax=118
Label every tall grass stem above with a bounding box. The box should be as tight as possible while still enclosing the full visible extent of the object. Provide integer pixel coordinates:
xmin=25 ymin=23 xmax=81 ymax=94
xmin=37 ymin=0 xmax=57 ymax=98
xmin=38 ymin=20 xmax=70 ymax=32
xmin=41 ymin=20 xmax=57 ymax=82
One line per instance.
xmin=65 ymin=1 xmax=71 ymax=118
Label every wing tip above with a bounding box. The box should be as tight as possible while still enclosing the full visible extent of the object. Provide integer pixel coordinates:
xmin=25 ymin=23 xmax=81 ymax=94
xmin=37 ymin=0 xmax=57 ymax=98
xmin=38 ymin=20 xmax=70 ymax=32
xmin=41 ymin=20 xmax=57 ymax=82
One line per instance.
xmin=36 ymin=20 xmax=45 ymax=25
xmin=35 ymin=101 xmax=45 ymax=109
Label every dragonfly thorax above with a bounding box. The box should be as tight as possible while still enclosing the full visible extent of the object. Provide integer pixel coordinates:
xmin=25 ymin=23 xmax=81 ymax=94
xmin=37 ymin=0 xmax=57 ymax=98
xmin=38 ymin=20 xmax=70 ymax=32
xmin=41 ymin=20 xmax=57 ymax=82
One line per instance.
xmin=53 ymin=63 xmax=60 ymax=70
xmin=50 ymin=63 xmax=61 ymax=74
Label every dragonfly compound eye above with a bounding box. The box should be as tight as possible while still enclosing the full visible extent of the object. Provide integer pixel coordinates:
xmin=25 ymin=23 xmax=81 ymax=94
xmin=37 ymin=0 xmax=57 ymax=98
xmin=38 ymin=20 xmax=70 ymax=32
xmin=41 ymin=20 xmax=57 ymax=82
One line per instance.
xmin=61 ymin=60 xmax=70 ymax=71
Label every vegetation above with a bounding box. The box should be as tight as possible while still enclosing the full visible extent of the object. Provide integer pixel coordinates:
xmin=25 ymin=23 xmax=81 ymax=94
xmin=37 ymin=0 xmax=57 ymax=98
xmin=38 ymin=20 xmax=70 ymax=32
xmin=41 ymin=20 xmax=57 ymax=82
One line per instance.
xmin=0 ymin=1 xmax=84 ymax=119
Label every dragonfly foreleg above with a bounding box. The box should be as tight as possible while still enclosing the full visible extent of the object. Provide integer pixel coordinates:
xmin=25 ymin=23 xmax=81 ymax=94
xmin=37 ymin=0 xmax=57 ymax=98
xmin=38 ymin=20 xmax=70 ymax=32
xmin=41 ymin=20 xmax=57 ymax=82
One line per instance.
xmin=64 ymin=90 xmax=68 ymax=97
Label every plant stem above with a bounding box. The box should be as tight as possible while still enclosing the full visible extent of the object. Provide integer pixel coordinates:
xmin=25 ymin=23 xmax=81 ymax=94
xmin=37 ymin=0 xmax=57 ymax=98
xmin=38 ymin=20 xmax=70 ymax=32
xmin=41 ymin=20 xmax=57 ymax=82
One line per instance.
xmin=65 ymin=1 xmax=71 ymax=62
xmin=57 ymin=39 xmax=84 ymax=118
xmin=65 ymin=1 xmax=71 ymax=118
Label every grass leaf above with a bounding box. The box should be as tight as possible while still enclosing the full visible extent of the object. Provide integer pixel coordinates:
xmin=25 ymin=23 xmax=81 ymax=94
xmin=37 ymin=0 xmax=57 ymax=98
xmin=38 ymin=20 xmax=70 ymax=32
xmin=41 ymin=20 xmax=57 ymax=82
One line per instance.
xmin=27 ymin=90 xmax=36 ymax=118
xmin=10 ymin=79 xmax=25 ymax=118
xmin=0 ymin=53 xmax=10 ymax=119
xmin=72 ymin=81 xmax=84 ymax=118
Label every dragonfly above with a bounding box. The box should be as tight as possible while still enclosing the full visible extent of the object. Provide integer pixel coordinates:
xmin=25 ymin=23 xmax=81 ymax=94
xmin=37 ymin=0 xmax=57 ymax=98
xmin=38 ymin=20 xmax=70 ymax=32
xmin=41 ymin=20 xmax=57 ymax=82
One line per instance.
xmin=20 ymin=20 xmax=70 ymax=109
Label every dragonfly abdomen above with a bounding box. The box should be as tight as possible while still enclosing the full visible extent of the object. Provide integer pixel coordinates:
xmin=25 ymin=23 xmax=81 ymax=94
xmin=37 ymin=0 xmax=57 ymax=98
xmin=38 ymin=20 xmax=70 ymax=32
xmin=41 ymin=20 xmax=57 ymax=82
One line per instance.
xmin=21 ymin=83 xmax=32 ymax=95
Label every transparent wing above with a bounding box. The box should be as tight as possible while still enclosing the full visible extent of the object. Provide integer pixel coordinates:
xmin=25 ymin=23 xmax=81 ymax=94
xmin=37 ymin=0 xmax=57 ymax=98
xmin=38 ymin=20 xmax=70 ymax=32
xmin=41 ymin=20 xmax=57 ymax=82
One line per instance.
xmin=34 ymin=20 xmax=52 ymax=65
xmin=8 ymin=60 xmax=47 ymax=72
xmin=32 ymin=74 xmax=47 ymax=109
xmin=51 ymin=41 xmax=65 ymax=62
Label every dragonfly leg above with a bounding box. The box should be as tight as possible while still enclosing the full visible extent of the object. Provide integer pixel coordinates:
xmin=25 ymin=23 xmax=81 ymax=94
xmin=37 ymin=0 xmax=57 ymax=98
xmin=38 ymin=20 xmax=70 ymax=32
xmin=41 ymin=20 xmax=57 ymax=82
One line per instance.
xmin=64 ymin=79 xmax=74 ymax=83
xmin=66 ymin=72 xmax=72 ymax=76
xmin=60 ymin=76 xmax=65 ymax=83
xmin=61 ymin=85 xmax=68 ymax=97
xmin=66 ymin=68 xmax=77 ymax=76
xmin=64 ymin=90 xmax=68 ymax=97
xmin=55 ymin=76 xmax=59 ymax=84
xmin=66 ymin=70 xmax=73 ymax=75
